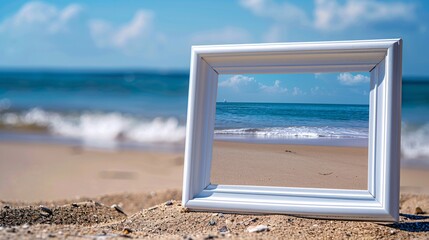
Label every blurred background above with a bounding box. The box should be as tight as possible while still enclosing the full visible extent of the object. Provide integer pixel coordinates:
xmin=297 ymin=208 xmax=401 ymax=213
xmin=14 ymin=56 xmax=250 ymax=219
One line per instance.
xmin=0 ymin=0 xmax=428 ymax=200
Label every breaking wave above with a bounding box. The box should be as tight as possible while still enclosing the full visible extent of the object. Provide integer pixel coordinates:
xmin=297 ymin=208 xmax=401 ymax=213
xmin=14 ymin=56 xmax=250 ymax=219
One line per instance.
xmin=401 ymin=123 xmax=429 ymax=162
xmin=0 ymin=108 xmax=186 ymax=144
xmin=214 ymin=126 xmax=368 ymax=139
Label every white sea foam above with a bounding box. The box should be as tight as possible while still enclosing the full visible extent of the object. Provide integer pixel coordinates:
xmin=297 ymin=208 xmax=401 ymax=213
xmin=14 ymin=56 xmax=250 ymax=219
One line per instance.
xmin=401 ymin=123 xmax=429 ymax=161
xmin=0 ymin=108 xmax=186 ymax=144
xmin=214 ymin=126 xmax=368 ymax=139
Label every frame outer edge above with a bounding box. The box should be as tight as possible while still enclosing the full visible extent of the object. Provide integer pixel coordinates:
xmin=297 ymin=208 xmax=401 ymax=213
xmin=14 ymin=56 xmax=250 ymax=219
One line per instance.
xmin=384 ymin=40 xmax=402 ymax=221
xmin=182 ymin=49 xmax=199 ymax=205
xmin=390 ymin=39 xmax=403 ymax=221
xmin=193 ymin=39 xmax=401 ymax=55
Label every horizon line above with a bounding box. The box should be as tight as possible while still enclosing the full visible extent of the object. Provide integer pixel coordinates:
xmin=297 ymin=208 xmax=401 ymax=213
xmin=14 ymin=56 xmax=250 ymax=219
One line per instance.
xmin=216 ymin=101 xmax=369 ymax=106
xmin=0 ymin=68 xmax=428 ymax=80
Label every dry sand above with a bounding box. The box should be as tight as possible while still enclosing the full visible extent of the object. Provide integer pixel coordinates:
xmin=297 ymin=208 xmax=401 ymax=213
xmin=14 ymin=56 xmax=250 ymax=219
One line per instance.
xmin=1 ymin=192 xmax=429 ymax=239
xmin=1 ymin=141 xmax=429 ymax=239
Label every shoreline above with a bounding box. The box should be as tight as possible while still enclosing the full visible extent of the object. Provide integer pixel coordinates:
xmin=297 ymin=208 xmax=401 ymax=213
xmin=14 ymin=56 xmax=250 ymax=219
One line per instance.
xmin=2 ymin=130 xmax=428 ymax=169
xmin=0 ymin=130 xmax=185 ymax=154
xmin=214 ymin=135 xmax=369 ymax=147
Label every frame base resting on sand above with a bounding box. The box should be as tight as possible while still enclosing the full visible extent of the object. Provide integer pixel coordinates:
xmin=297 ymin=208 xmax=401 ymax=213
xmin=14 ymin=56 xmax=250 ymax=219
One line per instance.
xmin=182 ymin=39 xmax=402 ymax=222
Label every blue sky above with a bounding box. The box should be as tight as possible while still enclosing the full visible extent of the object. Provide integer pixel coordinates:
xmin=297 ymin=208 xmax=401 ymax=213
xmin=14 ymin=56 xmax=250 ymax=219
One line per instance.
xmin=0 ymin=0 xmax=428 ymax=77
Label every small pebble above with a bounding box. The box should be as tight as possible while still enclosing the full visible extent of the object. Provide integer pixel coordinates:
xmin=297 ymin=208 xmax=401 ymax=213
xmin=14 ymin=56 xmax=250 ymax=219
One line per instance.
xmin=209 ymin=219 xmax=216 ymax=226
xmin=165 ymin=200 xmax=173 ymax=206
xmin=219 ymin=226 xmax=228 ymax=233
xmin=247 ymin=225 xmax=269 ymax=233
xmin=415 ymin=207 xmax=425 ymax=215
xmin=218 ymin=213 xmax=224 ymax=218
xmin=6 ymin=227 xmax=16 ymax=233
xmin=122 ymin=227 xmax=133 ymax=235
xmin=71 ymin=203 xmax=79 ymax=207
xmin=148 ymin=206 xmax=158 ymax=211
xmin=22 ymin=224 xmax=30 ymax=229
xmin=111 ymin=204 xmax=126 ymax=215
xmin=3 ymin=205 xmax=10 ymax=209
xmin=39 ymin=205 xmax=53 ymax=217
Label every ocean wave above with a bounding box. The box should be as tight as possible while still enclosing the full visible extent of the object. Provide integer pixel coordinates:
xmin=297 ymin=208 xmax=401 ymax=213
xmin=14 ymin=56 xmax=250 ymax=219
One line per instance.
xmin=0 ymin=108 xmax=186 ymax=144
xmin=401 ymin=123 xmax=429 ymax=161
xmin=214 ymin=126 xmax=368 ymax=139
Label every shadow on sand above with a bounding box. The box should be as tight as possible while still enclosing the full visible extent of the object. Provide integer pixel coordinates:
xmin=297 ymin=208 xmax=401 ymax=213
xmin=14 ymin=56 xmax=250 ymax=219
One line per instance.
xmin=386 ymin=214 xmax=429 ymax=232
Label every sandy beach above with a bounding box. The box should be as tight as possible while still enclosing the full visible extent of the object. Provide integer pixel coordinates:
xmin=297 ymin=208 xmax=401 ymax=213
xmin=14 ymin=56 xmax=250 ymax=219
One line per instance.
xmin=212 ymin=140 xmax=368 ymax=190
xmin=1 ymin=141 xmax=429 ymax=239
xmin=0 ymin=142 xmax=183 ymax=202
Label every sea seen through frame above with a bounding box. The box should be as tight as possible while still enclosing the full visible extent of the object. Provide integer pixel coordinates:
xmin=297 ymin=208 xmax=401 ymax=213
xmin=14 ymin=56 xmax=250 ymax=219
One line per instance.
xmin=210 ymin=73 xmax=371 ymax=189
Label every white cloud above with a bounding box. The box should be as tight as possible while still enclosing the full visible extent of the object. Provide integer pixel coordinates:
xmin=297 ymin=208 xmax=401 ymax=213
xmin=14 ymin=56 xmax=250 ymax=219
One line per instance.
xmin=0 ymin=1 xmax=83 ymax=34
xmin=239 ymin=0 xmax=309 ymax=25
xmin=191 ymin=27 xmax=251 ymax=44
xmin=263 ymin=25 xmax=282 ymax=42
xmin=292 ymin=87 xmax=303 ymax=96
xmin=114 ymin=11 xmax=153 ymax=47
xmin=220 ymin=75 xmax=301 ymax=95
xmin=219 ymin=75 xmax=254 ymax=89
xmin=89 ymin=10 xmax=154 ymax=50
xmin=338 ymin=72 xmax=370 ymax=85
xmin=310 ymin=86 xmax=320 ymax=94
xmin=314 ymin=73 xmax=323 ymax=79
xmin=314 ymin=0 xmax=415 ymax=31
xmin=239 ymin=0 xmax=417 ymax=34
xmin=239 ymin=0 xmax=308 ymax=42
xmin=259 ymin=80 xmax=288 ymax=93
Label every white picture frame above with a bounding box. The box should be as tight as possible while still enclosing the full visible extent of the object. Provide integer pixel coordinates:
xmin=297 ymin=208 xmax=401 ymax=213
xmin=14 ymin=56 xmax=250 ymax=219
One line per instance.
xmin=182 ymin=39 xmax=402 ymax=222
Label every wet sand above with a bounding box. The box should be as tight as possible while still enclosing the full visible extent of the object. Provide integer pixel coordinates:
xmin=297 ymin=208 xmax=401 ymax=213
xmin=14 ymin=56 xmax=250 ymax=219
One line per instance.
xmin=0 ymin=142 xmax=183 ymax=201
xmin=211 ymin=140 xmax=369 ymax=190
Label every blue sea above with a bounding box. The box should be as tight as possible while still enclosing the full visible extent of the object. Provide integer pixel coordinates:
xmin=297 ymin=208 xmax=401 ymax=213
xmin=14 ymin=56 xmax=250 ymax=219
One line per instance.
xmin=0 ymin=70 xmax=189 ymax=151
xmin=0 ymin=71 xmax=428 ymax=166
xmin=214 ymin=102 xmax=369 ymax=147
